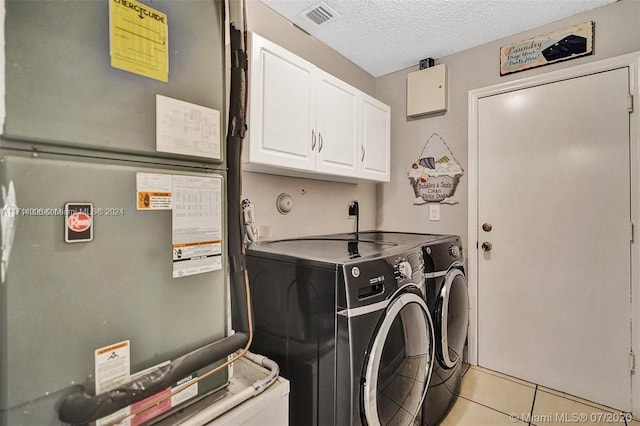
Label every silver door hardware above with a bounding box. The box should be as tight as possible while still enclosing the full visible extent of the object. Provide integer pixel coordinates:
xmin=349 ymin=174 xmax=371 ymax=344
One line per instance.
xmin=312 ymin=130 xmax=316 ymax=150
xmin=361 ymin=146 xmax=365 ymax=162
xmin=319 ymin=133 xmax=324 ymax=153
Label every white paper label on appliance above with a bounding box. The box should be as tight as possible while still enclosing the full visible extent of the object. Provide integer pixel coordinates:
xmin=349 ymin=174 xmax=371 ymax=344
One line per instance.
xmin=171 ymin=175 xmax=222 ymax=278
xmin=95 ymin=340 xmax=132 ymax=426
xmin=136 ymin=172 xmax=173 ymax=210
xmin=156 ymin=94 xmax=221 ymax=160
xmin=95 ymin=340 xmax=131 ymax=394
xmin=171 ymin=373 xmax=199 ymax=406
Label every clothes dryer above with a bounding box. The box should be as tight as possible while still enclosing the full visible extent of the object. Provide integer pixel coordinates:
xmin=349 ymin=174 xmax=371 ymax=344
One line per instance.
xmin=246 ymin=236 xmax=435 ymax=426
xmin=335 ymin=232 xmax=469 ymax=425
xmin=420 ymin=236 xmax=468 ymax=425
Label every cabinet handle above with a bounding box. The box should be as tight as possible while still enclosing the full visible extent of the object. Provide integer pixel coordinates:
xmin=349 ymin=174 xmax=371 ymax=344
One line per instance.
xmin=361 ymin=146 xmax=365 ymax=162
xmin=319 ymin=133 xmax=324 ymax=153
xmin=311 ymin=130 xmax=316 ymax=150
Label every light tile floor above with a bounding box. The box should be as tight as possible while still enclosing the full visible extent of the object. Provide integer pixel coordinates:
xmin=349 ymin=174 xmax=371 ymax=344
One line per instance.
xmin=440 ymin=365 xmax=635 ymax=426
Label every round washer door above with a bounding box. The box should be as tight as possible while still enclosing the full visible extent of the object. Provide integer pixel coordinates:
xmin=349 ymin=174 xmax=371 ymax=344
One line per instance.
xmin=362 ymin=289 xmax=434 ymax=426
xmin=435 ymin=268 xmax=469 ymax=369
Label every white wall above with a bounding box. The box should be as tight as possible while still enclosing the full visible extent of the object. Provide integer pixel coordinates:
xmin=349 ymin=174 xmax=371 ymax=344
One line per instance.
xmin=240 ymin=0 xmax=640 ymax=242
xmin=375 ymin=0 xmax=640 ymax=253
xmin=241 ymin=0 xmax=378 ymax=239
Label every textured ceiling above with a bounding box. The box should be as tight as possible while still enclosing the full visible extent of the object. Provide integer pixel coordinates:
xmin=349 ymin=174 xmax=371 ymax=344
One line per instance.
xmin=259 ymin=0 xmax=616 ymax=77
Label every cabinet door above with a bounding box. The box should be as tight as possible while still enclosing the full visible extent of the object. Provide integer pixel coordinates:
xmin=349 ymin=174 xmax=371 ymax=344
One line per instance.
xmin=315 ymin=71 xmax=359 ymax=177
xmin=360 ymin=94 xmax=390 ymax=182
xmin=249 ymin=33 xmax=316 ymax=171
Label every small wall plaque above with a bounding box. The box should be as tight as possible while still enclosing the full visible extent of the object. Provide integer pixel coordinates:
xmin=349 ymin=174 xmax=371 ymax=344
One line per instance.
xmin=500 ymin=21 xmax=594 ymax=76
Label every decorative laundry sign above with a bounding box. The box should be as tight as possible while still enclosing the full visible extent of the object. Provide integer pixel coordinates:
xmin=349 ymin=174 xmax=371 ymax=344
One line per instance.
xmin=500 ymin=22 xmax=593 ymax=76
xmin=408 ymin=133 xmax=463 ymax=205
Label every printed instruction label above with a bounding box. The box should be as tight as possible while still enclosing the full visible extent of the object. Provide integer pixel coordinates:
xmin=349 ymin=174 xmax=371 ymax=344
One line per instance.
xmin=95 ymin=341 xmax=132 ymax=426
xmin=172 ymin=175 xmax=222 ymax=278
xmin=171 ymin=373 xmax=199 ymax=406
xmin=156 ymin=95 xmax=221 ymax=160
xmin=136 ymin=173 xmax=172 ymax=210
xmin=95 ymin=340 xmax=130 ymax=394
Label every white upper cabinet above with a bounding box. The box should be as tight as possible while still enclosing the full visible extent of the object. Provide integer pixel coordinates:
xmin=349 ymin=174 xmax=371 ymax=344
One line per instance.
xmin=360 ymin=94 xmax=391 ymax=182
xmin=315 ymin=71 xmax=359 ymax=177
xmin=246 ymin=32 xmax=390 ymax=183
xmin=248 ymin=33 xmax=316 ymax=171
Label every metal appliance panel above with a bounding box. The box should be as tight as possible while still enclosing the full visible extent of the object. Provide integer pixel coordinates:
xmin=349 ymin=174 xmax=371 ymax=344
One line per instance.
xmin=0 ymin=150 xmax=228 ymax=422
xmin=5 ymin=0 xmax=225 ymax=163
xmin=247 ymin=254 xmax=336 ymax=426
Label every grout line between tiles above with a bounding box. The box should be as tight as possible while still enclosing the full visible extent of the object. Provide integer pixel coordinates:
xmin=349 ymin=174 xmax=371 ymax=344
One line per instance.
xmin=529 ymin=385 xmax=538 ymax=426
xmin=462 ymin=363 xmax=471 ymax=378
xmin=456 ymin=394 xmax=528 ymax=423
xmin=535 ymin=387 xmax=622 ymax=415
xmin=472 ymin=366 xmax=625 ymax=416
xmin=470 ymin=365 xmax=535 ymax=388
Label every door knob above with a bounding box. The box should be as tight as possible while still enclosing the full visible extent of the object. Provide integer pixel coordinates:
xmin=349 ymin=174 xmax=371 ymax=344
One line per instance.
xmin=481 ymin=241 xmax=493 ymax=251
xmin=482 ymin=223 xmax=493 ymax=232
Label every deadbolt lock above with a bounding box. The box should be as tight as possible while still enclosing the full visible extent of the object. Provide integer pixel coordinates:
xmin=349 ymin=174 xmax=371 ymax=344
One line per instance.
xmin=482 ymin=223 xmax=493 ymax=232
xmin=481 ymin=241 xmax=493 ymax=251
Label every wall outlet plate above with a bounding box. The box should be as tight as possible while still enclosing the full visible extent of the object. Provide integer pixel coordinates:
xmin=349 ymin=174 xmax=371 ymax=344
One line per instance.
xmin=429 ymin=203 xmax=440 ymax=221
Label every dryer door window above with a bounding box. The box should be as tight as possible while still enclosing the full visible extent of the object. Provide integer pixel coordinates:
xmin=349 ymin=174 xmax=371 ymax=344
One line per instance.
xmin=362 ymin=290 xmax=434 ymax=426
xmin=435 ymin=268 xmax=469 ymax=369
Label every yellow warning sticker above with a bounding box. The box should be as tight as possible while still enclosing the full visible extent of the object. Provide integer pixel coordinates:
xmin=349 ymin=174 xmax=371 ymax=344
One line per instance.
xmin=136 ymin=173 xmax=172 ymax=210
xmin=137 ymin=191 xmax=172 ymax=210
xmin=109 ymin=0 xmax=168 ymax=82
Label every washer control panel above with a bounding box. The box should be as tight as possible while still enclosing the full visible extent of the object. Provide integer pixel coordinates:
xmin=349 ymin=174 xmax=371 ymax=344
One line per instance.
xmin=394 ymin=259 xmax=413 ymax=280
xmin=391 ymin=250 xmax=424 ymax=284
xmin=448 ymin=244 xmax=461 ymax=258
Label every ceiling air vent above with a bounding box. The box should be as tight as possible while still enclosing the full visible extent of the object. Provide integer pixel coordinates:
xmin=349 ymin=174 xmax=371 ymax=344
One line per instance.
xmin=302 ymin=2 xmax=338 ymax=26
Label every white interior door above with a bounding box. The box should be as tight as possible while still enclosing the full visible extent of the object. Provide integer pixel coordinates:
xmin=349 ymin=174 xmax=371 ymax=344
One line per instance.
xmin=477 ymin=67 xmax=631 ymax=410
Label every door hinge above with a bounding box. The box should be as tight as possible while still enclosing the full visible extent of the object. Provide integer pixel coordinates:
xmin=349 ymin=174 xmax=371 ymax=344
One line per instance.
xmin=628 ymin=94 xmax=634 ymax=113
xmin=630 ymin=351 xmax=635 ymax=373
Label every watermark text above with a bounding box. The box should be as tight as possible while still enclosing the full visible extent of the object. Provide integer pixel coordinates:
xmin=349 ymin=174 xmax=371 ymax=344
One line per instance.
xmin=1 ymin=204 xmax=125 ymax=217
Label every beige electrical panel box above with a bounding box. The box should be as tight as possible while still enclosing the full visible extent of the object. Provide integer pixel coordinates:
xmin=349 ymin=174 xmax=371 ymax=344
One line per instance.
xmin=407 ymin=63 xmax=447 ymax=117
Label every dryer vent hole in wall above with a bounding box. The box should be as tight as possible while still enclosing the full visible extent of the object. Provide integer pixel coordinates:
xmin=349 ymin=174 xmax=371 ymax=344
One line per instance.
xmin=276 ymin=193 xmax=293 ymax=214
